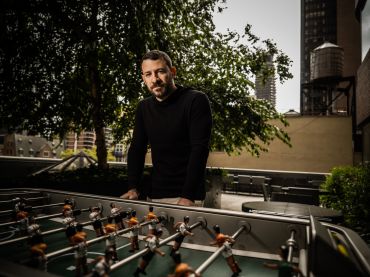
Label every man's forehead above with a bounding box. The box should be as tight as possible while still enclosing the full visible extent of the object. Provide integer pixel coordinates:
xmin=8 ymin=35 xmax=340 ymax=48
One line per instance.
xmin=142 ymin=59 xmax=169 ymax=72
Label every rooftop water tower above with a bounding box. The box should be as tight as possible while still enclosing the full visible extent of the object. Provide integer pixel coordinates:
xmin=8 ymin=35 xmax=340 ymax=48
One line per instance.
xmin=307 ymin=42 xmax=345 ymax=115
xmin=310 ymin=42 xmax=344 ymax=83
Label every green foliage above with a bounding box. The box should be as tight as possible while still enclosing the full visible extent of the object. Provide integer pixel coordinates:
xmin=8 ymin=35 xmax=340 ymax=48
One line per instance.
xmin=60 ymin=146 xmax=115 ymax=161
xmin=321 ymin=164 xmax=370 ymax=235
xmin=0 ymin=0 xmax=292 ymax=166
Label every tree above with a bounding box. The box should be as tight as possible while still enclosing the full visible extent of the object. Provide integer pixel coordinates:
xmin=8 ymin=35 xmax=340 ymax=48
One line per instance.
xmin=0 ymin=0 xmax=292 ymax=168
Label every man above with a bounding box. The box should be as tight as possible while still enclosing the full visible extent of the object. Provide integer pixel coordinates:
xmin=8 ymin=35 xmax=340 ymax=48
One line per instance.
xmin=121 ymin=50 xmax=212 ymax=206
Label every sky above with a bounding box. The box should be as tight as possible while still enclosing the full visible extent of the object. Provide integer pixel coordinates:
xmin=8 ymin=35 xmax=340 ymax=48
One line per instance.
xmin=213 ymin=0 xmax=301 ymax=113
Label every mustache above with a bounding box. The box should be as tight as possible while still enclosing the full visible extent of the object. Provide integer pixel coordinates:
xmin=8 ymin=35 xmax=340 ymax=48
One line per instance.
xmin=151 ymin=82 xmax=163 ymax=90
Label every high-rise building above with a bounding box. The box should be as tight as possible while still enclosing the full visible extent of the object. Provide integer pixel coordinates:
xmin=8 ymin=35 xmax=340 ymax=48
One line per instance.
xmin=355 ymin=0 xmax=370 ymax=163
xmin=65 ymin=131 xmax=95 ymax=151
xmin=300 ymin=0 xmax=361 ymax=115
xmin=255 ymin=55 xmax=276 ymax=107
xmin=65 ymin=128 xmax=114 ymax=152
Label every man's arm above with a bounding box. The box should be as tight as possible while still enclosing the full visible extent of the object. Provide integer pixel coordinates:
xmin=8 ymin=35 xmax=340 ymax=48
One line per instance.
xmin=180 ymin=92 xmax=212 ymax=203
xmin=121 ymin=102 xmax=148 ymax=199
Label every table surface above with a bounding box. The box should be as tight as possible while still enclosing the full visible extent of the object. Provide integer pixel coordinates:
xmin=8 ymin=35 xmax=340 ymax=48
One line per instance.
xmin=0 ymin=217 xmax=278 ymax=277
xmin=242 ymin=201 xmax=343 ymax=223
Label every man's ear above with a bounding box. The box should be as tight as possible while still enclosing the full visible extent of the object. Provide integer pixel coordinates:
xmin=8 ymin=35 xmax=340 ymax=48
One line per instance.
xmin=170 ymin=66 xmax=177 ymax=78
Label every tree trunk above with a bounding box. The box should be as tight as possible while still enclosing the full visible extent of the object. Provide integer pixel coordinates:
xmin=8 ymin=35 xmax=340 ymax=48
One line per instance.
xmin=89 ymin=1 xmax=108 ymax=170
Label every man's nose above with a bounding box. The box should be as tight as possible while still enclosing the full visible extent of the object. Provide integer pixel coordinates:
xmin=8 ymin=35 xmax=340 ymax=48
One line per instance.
xmin=151 ymin=74 xmax=160 ymax=83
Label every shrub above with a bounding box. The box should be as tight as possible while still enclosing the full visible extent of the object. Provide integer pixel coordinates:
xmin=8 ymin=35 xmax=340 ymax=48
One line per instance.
xmin=321 ymin=164 xmax=370 ymax=237
xmin=25 ymin=166 xmax=128 ymax=197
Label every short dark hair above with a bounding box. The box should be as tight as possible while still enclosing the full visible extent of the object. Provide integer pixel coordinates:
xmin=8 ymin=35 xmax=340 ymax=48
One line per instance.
xmin=141 ymin=50 xmax=173 ymax=68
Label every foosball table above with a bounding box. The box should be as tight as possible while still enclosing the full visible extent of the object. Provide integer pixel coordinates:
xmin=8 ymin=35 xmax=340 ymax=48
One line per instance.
xmin=0 ymin=188 xmax=369 ymax=277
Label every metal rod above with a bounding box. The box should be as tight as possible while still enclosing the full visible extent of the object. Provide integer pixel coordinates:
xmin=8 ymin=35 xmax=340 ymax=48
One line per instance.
xmin=195 ymin=225 xmax=246 ymax=275
xmin=0 ymin=208 xmax=91 ymax=228
xmin=286 ymin=229 xmax=296 ymax=263
xmin=0 ymin=202 xmax=64 ymax=216
xmin=0 ymin=195 xmax=49 ymax=205
xmin=46 ymin=220 xmax=152 ymax=260
xmin=0 ymin=217 xmax=106 ymax=247
xmin=110 ymin=221 xmax=203 ymax=271
xmin=0 ymin=191 xmax=41 ymax=197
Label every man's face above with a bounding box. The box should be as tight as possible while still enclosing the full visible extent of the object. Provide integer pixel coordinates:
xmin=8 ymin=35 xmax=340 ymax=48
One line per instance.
xmin=141 ymin=58 xmax=176 ymax=100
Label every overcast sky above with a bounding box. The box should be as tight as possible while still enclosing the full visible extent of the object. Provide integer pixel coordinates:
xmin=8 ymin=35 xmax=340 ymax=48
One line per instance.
xmin=213 ymin=0 xmax=301 ymax=113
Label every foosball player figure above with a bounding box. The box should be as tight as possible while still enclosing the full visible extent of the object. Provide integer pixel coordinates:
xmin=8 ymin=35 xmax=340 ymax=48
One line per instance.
xmin=104 ymin=222 xmax=118 ymax=261
xmin=24 ymin=216 xmax=46 ymax=268
xmin=75 ymin=223 xmax=87 ymax=240
xmin=168 ymin=251 xmax=200 ymax=277
xmin=63 ymin=202 xmax=74 ymax=218
xmin=72 ymin=232 xmax=89 ymax=277
xmin=63 ymin=215 xmax=78 ymax=245
xmin=264 ymin=244 xmax=302 ymax=277
xmin=16 ymin=210 xmax=30 ymax=236
xmin=127 ymin=210 xmax=140 ymax=253
xmin=13 ymin=197 xmax=32 ymax=221
xmin=110 ymin=203 xmax=126 ymax=230
xmin=29 ymin=242 xmax=48 ymax=270
xmin=146 ymin=206 xmax=158 ymax=235
xmin=91 ymin=247 xmax=115 ymax=277
xmin=210 ymin=225 xmax=241 ymax=277
xmin=64 ymin=198 xmax=75 ymax=208
xmin=90 ymin=206 xmax=105 ymax=237
xmin=14 ymin=197 xmax=26 ymax=213
xmin=170 ymin=216 xmax=194 ymax=258
xmin=27 ymin=216 xmax=44 ymax=246
xmin=134 ymin=228 xmax=165 ymax=277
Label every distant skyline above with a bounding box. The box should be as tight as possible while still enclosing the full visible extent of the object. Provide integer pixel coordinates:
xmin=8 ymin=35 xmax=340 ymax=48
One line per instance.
xmin=213 ymin=0 xmax=301 ymax=113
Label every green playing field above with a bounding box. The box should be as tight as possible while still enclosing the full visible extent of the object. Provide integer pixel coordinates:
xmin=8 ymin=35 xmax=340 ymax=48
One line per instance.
xmin=0 ymin=218 xmax=279 ymax=277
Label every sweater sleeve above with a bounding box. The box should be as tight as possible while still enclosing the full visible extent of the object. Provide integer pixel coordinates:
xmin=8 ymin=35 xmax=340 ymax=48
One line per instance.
xmin=127 ymin=102 xmax=148 ymax=190
xmin=181 ymin=93 xmax=212 ymax=200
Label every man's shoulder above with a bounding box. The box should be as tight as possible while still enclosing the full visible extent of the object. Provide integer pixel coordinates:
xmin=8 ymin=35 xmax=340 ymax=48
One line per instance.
xmin=137 ymin=96 xmax=154 ymax=108
xmin=180 ymin=87 xmax=209 ymax=104
xmin=182 ymin=87 xmax=206 ymax=97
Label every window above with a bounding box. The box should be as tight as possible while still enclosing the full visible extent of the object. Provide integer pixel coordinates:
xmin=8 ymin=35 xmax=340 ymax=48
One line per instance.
xmin=43 ymin=151 xmax=49 ymax=157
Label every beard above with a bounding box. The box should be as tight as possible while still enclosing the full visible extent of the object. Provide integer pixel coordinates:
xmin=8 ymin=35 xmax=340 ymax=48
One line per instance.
xmin=150 ymin=82 xmax=173 ymax=100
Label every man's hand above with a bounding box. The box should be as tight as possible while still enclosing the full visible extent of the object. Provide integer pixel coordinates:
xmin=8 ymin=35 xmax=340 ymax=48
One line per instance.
xmin=120 ymin=189 xmax=139 ymax=200
xmin=177 ymin=197 xmax=194 ymax=206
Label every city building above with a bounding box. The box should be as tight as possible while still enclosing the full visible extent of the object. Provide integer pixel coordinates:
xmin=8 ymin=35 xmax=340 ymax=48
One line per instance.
xmin=1 ymin=132 xmax=63 ymax=158
xmin=113 ymin=143 xmax=128 ymax=162
xmin=300 ymin=0 xmax=361 ymax=115
xmin=64 ymin=128 xmax=115 ymax=153
xmin=255 ymin=55 xmax=276 ymax=107
xmin=355 ymin=0 xmax=370 ymax=163
xmin=64 ymin=131 xmax=96 ymax=150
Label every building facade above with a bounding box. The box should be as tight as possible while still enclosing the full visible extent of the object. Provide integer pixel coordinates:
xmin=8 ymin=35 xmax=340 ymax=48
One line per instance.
xmin=355 ymin=0 xmax=370 ymax=163
xmin=300 ymin=0 xmax=361 ymax=115
xmin=65 ymin=131 xmax=96 ymax=150
xmin=2 ymin=133 xmax=63 ymax=158
xmin=255 ymin=55 xmax=276 ymax=107
xmin=64 ymin=128 xmax=114 ymax=151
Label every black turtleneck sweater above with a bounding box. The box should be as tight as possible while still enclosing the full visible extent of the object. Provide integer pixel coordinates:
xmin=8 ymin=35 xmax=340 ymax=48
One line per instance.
xmin=127 ymin=86 xmax=212 ymax=200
